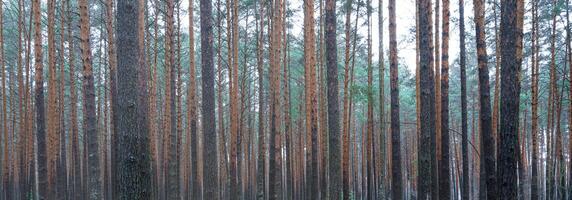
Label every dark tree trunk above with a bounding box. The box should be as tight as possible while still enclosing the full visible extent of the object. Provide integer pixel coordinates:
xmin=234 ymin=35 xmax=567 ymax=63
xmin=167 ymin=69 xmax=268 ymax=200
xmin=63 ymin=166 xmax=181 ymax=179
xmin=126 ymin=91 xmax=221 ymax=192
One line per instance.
xmin=458 ymin=0 xmax=469 ymax=199
xmin=498 ymin=0 xmax=521 ymax=198
xmin=439 ymin=0 xmax=450 ymax=198
xmin=32 ymin=0 xmax=48 ymax=198
xmin=418 ymin=0 xmax=436 ymax=198
xmin=325 ymin=0 xmax=341 ymax=197
xmin=389 ymin=0 xmax=401 ymax=199
xmin=115 ymin=0 xmax=152 ymax=198
xmin=472 ymin=0 xmax=496 ymax=198
xmin=200 ymin=0 xmax=218 ymax=196
xmin=78 ymin=0 xmax=101 ymax=198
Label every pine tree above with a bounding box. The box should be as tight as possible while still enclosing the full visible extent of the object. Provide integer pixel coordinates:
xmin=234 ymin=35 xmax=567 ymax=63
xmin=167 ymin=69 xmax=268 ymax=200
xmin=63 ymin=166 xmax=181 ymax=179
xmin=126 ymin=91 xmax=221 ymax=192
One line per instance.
xmin=439 ymin=0 xmax=450 ymax=198
xmin=389 ymin=0 xmax=401 ymax=199
xmin=498 ymin=0 xmax=522 ymax=198
xmin=200 ymin=0 xmax=218 ymax=196
xmin=418 ymin=0 xmax=436 ymax=198
xmin=303 ymin=0 xmax=318 ymax=198
xmin=78 ymin=0 xmax=101 ymax=198
xmin=472 ymin=0 xmax=495 ymax=198
xmin=458 ymin=0 xmax=469 ymax=199
xmin=325 ymin=0 xmax=341 ymax=196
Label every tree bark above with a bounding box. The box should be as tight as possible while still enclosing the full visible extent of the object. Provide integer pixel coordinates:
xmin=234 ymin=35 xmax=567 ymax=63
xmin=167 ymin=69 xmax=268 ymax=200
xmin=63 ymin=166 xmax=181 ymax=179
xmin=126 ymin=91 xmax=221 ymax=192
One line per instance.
xmin=498 ymin=0 xmax=521 ymax=198
xmin=325 ymin=0 xmax=341 ymax=197
xmin=439 ymin=0 xmax=450 ymax=198
xmin=389 ymin=0 xmax=401 ymax=199
xmin=200 ymin=0 xmax=218 ymax=196
xmin=458 ymin=0 xmax=469 ymax=199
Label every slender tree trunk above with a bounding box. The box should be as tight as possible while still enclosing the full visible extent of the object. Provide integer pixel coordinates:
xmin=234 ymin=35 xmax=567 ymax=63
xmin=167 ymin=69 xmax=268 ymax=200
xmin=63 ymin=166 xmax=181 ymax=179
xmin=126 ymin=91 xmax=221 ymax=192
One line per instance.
xmin=256 ymin=0 xmax=267 ymax=198
xmin=67 ymin=1 xmax=81 ymax=197
xmin=366 ymin=2 xmax=375 ymax=199
xmin=472 ymin=0 xmax=495 ymax=198
xmin=433 ymin=0 xmax=441 ymax=197
xmin=439 ymin=0 xmax=450 ymax=198
xmin=342 ymin=0 xmax=353 ymax=196
xmin=530 ymin=0 xmax=539 ymax=199
xmin=103 ymin=0 xmax=120 ymax=197
xmin=458 ymin=0 xmax=469 ymax=199
xmin=389 ymin=0 xmax=401 ymax=199
xmin=78 ymin=0 xmax=101 ymax=198
xmin=0 ymin=0 xmax=6 ymax=198
xmin=378 ymin=0 xmax=386 ymax=197
xmin=498 ymin=0 xmax=522 ymax=198
xmin=187 ymin=0 xmax=200 ymax=198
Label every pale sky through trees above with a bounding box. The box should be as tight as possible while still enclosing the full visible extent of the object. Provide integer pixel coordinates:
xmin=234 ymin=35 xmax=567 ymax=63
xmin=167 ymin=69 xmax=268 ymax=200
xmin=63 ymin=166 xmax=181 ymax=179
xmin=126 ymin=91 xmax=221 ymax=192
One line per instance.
xmin=177 ymin=0 xmax=474 ymax=72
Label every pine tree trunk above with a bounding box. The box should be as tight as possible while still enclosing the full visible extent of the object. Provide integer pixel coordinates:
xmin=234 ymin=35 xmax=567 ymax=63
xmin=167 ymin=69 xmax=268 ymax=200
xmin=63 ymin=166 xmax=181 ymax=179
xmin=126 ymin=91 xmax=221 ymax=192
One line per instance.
xmin=439 ymin=0 xmax=450 ymax=198
xmin=418 ymin=0 xmax=436 ymax=198
xmin=498 ymin=0 xmax=522 ymax=198
xmin=200 ymin=0 xmax=218 ymax=196
xmin=458 ymin=0 xmax=469 ymax=199
xmin=78 ymin=0 xmax=101 ymax=198
xmin=389 ymin=0 xmax=401 ymax=199
xmin=324 ymin=0 xmax=341 ymax=196
xmin=256 ymin=0 xmax=266 ymax=198
xmin=472 ymin=0 xmax=495 ymax=198
xmin=342 ymin=0 xmax=353 ymax=196
xmin=530 ymin=0 xmax=539 ymax=197
xmin=0 ymin=0 xmax=7 ymax=198
xmin=104 ymin=0 xmax=119 ymax=197
xmin=188 ymin=0 xmax=200 ymax=199
xmin=366 ymin=2 xmax=375 ymax=199
xmin=67 ymin=1 xmax=81 ymax=197
xmin=269 ymin=0 xmax=283 ymax=198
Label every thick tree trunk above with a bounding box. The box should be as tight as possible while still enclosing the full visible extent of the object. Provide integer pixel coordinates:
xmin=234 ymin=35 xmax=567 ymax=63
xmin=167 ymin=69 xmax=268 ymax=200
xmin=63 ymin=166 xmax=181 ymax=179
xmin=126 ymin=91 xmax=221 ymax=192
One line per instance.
xmin=116 ymin=0 xmax=152 ymax=198
xmin=200 ymin=0 xmax=218 ymax=196
xmin=498 ymin=0 xmax=522 ymax=198
xmin=325 ymin=0 xmax=341 ymax=197
xmin=418 ymin=0 xmax=436 ymax=198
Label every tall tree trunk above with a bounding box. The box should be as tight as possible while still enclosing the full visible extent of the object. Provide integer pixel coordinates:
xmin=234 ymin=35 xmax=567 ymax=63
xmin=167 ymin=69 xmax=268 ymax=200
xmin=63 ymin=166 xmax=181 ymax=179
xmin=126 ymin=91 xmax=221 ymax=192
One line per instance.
xmin=458 ymin=0 xmax=469 ymax=199
xmin=200 ymin=0 xmax=218 ymax=195
xmin=530 ymin=0 xmax=539 ymax=199
xmin=418 ymin=0 xmax=436 ymax=198
xmin=269 ymin=0 xmax=283 ymax=197
xmin=342 ymin=0 xmax=353 ymax=197
xmin=104 ymin=0 xmax=119 ymax=197
xmin=67 ymin=1 xmax=81 ymax=197
xmin=389 ymin=0 xmax=401 ymax=199
xmin=378 ymin=0 xmax=386 ymax=197
xmin=498 ymin=0 xmax=522 ymax=198
xmin=230 ymin=0 xmax=241 ymax=196
xmin=547 ymin=2 xmax=558 ymax=198
xmin=439 ymin=0 xmax=450 ymax=198
xmin=47 ymin=0 xmax=59 ymax=198
xmin=57 ymin=4 xmax=68 ymax=198
xmin=325 ymin=0 xmax=341 ymax=196
xmin=188 ymin=0 xmax=200 ymax=198
xmin=0 ymin=0 xmax=6 ymax=198
xmin=366 ymin=1 xmax=374 ymax=199
xmin=163 ymin=0 xmax=179 ymax=198
xmin=433 ymin=0 xmax=441 ymax=197
xmin=116 ymin=0 xmax=152 ymax=198
xmin=472 ymin=0 xmax=495 ymax=198
xmin=256 ymin=0 xmax=266 ymax=198
xmin=78 ymin=0 xmax=101 ymax=198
